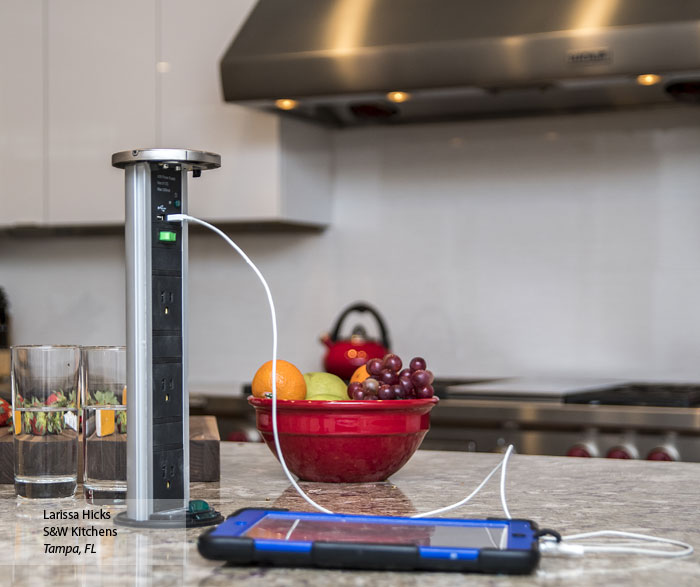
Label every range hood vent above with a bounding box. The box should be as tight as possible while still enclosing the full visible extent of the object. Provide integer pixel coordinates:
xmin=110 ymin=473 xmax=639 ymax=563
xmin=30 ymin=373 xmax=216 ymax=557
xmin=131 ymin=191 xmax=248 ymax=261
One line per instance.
xmin=220 ymin=0 xmax=700 ymax=127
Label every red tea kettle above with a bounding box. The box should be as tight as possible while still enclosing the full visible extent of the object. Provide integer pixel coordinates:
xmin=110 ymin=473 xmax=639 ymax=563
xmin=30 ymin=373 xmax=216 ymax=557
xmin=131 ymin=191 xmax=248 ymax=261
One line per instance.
xmin=320 ymin=302 xmax=391 ymax=380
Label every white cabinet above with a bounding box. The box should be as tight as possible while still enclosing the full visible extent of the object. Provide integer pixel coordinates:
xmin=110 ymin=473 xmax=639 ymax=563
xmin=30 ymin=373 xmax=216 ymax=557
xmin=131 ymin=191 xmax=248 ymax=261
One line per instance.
xmin=0 ymin=0 xmax=331 ymax=229
xmin=0 ymin=1 xmax=44 ymax=227
xmin=159 ymin=0 xmax=332 ymax=226
xmin=46 ymin=0 xmax=157 ymax=225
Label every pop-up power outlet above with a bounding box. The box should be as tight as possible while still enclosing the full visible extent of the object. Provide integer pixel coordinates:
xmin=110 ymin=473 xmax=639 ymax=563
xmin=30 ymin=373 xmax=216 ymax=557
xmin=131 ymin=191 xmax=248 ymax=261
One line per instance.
xmin=113 ymin=148 xmax=222 ymax=528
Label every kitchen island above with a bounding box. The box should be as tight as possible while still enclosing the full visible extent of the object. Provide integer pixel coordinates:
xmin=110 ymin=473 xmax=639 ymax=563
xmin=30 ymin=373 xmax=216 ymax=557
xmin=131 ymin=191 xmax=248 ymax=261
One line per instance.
xmin=0 ymin=442 xmax=698 ymax=585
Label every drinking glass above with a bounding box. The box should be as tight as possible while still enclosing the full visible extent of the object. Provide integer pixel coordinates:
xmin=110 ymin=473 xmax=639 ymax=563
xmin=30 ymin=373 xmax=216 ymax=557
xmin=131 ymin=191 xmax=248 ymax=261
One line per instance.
xmin=81 ymin=346 xmax=127 ymax=504
xmin=12 ymin=345 xmax=80 ymax=498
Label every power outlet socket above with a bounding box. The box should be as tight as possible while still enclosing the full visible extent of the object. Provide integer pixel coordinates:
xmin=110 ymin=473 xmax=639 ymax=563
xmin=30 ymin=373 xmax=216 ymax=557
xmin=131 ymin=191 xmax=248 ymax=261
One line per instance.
xmin=152 ymin=448 xmax=184 ymax=504
xmin=152 ymin=276 xmax=182 ymax=331
xmin=152 ymin=362 xmax=183 ymax=419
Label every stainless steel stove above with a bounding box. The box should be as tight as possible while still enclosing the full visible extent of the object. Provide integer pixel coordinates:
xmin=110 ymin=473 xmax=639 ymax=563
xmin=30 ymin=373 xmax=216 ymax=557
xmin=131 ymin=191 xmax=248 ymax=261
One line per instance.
xmin=423 ymin=377 xmax=700 ymax=462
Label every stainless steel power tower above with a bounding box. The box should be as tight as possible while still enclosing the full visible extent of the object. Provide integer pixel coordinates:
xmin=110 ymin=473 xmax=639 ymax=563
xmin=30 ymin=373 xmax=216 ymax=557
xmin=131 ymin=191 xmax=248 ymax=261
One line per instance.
xmin=112 ymin=148 xmax=222 ymax=527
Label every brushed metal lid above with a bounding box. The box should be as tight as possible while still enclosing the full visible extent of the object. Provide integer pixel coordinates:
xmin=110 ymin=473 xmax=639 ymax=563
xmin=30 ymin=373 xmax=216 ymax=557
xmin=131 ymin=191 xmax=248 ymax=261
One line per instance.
xmin=112 ymin=149 xmax=221 ymax=170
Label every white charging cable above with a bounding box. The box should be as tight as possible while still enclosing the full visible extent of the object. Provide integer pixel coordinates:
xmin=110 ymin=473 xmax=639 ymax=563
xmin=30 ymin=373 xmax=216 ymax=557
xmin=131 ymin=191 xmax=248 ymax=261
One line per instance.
xmin=167 ymin=213 xmax=332 ymax=514
xmin=412 ymin=445 xmax=513 ymax=518
xmin=168 ymin=213 xmax=694 ymax=560
xmin=168 ymin=213 xmax=513 ymax=518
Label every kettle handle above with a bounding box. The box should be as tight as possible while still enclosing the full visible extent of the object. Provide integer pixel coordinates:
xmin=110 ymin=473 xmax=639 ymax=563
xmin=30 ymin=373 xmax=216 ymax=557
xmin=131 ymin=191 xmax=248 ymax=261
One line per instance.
xmin=329 ymin=302 xmax=391 ymax=350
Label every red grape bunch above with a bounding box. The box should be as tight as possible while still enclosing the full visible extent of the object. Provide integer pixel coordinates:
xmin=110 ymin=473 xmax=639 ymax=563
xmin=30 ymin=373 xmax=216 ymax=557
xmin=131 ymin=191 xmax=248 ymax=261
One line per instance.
xmin=347 ymin=354 xmax=435 ymax=400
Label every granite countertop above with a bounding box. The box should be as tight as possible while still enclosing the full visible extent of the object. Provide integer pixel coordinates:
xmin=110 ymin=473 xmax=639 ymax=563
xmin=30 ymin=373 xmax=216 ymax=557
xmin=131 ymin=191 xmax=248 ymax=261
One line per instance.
xmin=0 ymin=442 xmax=698 ymax=585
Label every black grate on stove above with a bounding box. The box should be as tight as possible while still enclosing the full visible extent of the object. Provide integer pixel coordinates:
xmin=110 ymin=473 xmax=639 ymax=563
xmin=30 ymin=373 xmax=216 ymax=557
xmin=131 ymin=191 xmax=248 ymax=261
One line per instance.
xmin=564 ymin=383 xmax=700 ymax=407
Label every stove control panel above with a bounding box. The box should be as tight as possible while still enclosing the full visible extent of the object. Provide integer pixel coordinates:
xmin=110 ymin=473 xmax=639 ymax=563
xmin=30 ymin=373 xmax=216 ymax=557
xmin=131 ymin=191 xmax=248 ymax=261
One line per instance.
xmin=423 ymin=416 xmax=700 ymax=463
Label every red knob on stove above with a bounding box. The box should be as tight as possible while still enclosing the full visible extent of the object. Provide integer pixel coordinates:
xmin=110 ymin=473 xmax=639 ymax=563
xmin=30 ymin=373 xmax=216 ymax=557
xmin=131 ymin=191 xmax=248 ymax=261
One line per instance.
xmin=566 ymin=445 xmax=593 ymax=458
xmin=606 ymin=446 xmax=634 ymax=459
xmin=646 ymin=446 xmax=679 ymax=461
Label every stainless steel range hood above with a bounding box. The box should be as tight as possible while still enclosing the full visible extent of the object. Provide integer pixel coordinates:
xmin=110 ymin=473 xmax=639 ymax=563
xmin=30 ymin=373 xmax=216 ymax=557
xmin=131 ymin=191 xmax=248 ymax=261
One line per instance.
xmin=220 ymin=0 xmax=700 ymax=127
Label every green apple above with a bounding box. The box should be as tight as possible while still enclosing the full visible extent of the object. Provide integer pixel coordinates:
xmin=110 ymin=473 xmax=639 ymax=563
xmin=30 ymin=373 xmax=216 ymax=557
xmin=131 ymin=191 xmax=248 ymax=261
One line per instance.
xmin=303 ymin=372 xmax=349 ymax=400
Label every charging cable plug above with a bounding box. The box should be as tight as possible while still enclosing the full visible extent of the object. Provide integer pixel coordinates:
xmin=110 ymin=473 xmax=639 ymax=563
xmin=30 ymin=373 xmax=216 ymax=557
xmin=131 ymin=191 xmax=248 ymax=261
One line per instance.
xmin=539 ymin=530 xmax=693 ymax=559
xmin=166 ymin=214 xmax=185 ymax=222
xmin=539 ymin=541 xmax=585 ymax=557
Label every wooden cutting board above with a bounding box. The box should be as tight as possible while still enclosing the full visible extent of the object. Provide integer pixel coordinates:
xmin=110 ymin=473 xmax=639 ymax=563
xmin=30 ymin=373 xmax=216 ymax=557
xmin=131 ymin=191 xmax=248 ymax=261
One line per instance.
xmin=189 ymin=415 xmax=221 ymax=482
xmin=0 ymin=349 xmax=9 ymax=378
xmin=0 ymin=415 xmax=220 ymax=484
xmin=0 ymin=427 xmax=11 ymax=483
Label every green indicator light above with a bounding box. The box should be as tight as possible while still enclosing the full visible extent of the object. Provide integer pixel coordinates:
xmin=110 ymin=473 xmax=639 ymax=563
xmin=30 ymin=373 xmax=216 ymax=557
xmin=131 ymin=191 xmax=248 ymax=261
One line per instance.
xmin=159 ymin=231 xmax=177 ymax=243
xmin=174 ymin=200 xmax=181 ymax=208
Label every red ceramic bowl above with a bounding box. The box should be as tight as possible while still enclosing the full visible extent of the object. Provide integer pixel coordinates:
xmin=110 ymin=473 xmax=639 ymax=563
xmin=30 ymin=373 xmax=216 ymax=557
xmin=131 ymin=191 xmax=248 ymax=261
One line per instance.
xmin=248 ymin=397 xmax=439 ymax=483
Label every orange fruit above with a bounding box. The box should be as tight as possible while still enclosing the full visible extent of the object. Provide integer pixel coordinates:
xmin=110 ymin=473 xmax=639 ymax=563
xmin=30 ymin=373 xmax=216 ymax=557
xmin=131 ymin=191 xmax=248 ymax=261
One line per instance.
xmin=349 ymin=364 xmax=370 ymax=384
xmin=251 ymin=360 xmax=307 ymax=400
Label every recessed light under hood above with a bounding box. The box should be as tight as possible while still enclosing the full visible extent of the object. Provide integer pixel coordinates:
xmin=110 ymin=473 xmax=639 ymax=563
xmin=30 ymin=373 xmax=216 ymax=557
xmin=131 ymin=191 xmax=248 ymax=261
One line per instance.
xmin=220 ymin=0 xmax=700 ymax=127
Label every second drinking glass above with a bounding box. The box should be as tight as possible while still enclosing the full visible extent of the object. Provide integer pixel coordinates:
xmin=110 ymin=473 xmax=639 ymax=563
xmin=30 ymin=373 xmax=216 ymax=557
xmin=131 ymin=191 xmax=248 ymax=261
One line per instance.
xmin=81 ymin=346 xmax=127 ymax=504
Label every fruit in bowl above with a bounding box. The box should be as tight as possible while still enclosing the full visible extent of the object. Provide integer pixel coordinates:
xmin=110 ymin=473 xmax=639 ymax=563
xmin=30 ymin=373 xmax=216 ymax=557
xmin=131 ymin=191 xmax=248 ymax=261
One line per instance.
xmin=248 ymin=355 xmax=439 ymax=482
xmin=303 ymin=372 xmax=349 ymax=400
xmin=347 ymin=354 xmax=435 ymax=401
xmin=251 ymin=360 xmax=307 ymax=400
xmin=248 ymin=395 xmax=439 ymax=482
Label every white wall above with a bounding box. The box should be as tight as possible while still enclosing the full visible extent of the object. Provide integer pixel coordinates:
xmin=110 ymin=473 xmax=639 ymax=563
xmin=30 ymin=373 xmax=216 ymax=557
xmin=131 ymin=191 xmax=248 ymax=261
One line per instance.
xmin=2 ymin=105 xmax=700 ymax=388
xmin=331 ymin=105 xmax=700 ymax=381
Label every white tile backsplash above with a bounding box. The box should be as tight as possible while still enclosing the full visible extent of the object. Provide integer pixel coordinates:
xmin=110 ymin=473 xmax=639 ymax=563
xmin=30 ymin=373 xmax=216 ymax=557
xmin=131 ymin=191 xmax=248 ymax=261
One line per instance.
xmin=3 ymin=105 xmax=700 ymax=386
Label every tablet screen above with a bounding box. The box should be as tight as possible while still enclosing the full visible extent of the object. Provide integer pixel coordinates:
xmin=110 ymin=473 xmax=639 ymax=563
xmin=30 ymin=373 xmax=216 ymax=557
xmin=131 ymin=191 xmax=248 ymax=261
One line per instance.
xmin=244 ymin=515 xmax=508 ymax=549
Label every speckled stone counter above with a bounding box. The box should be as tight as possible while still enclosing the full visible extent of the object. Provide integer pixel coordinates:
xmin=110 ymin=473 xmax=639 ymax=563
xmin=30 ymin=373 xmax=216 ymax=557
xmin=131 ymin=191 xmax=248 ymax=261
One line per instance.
xmin=0 ymin=442 xmax=698 ymax=586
